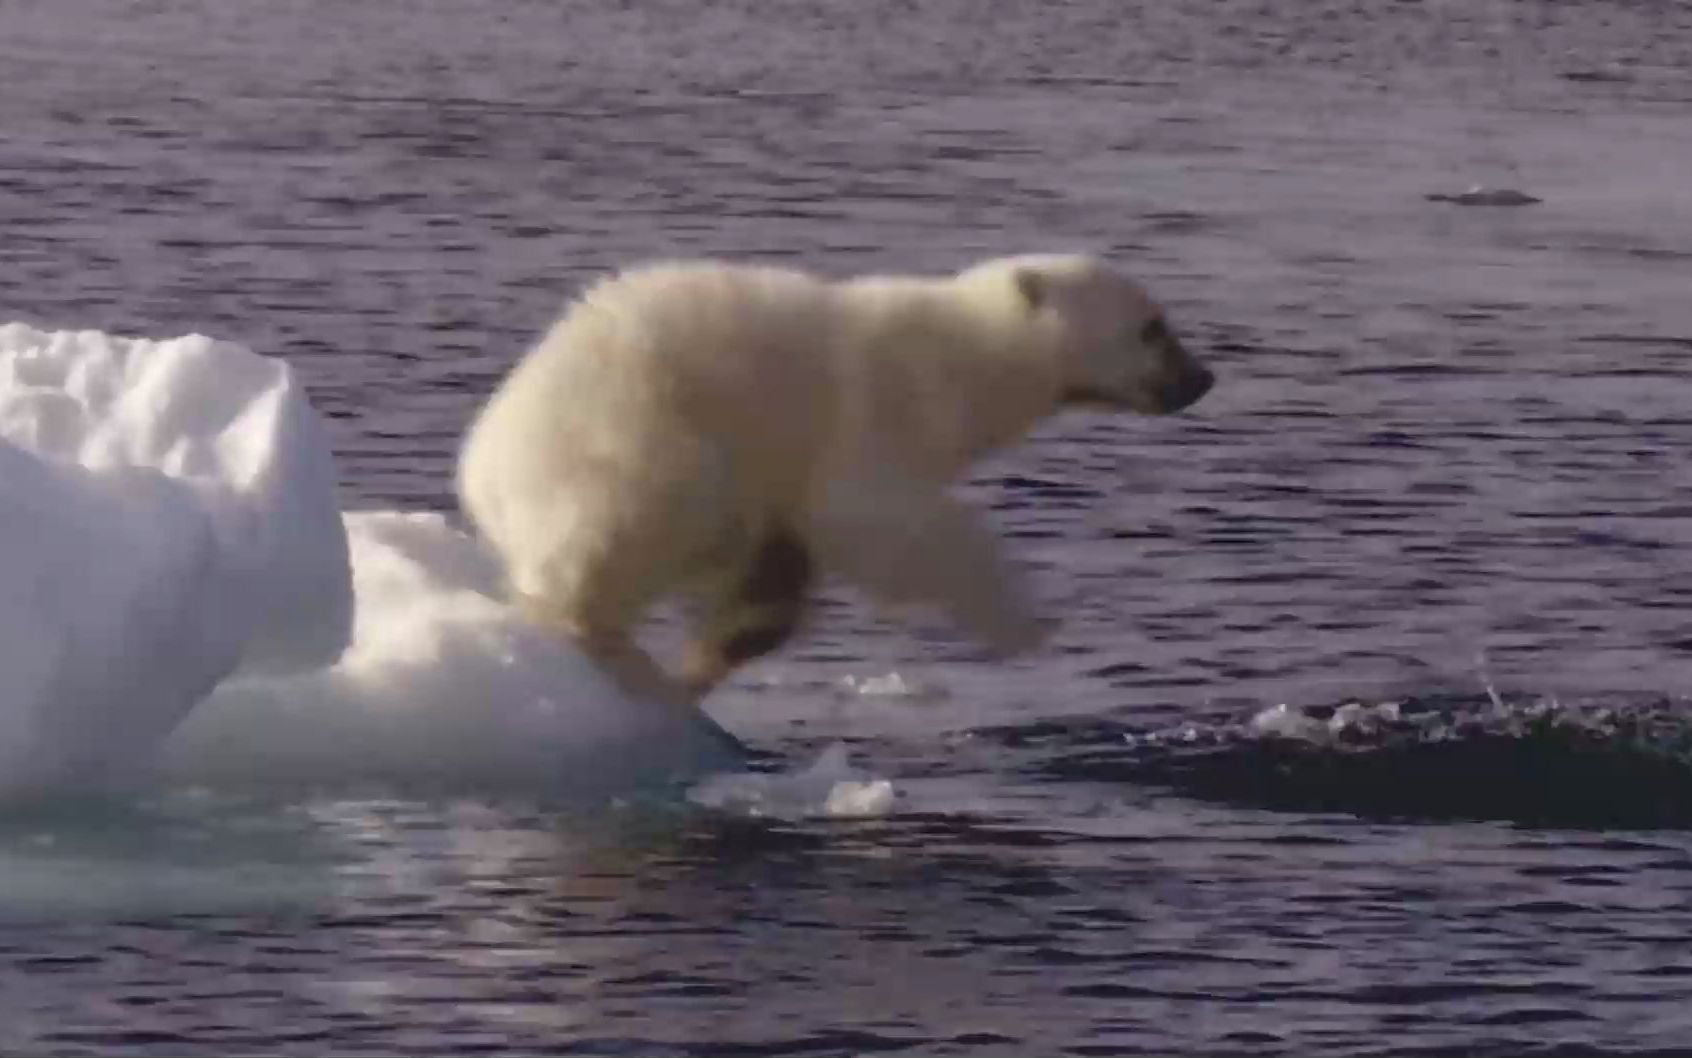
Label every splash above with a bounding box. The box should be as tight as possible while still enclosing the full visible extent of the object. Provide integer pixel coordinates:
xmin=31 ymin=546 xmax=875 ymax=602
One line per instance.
xmin=984 ymin=692 xmax=1692 ymax=828
xmin=688 ymin=743 xmax=897 ymax=820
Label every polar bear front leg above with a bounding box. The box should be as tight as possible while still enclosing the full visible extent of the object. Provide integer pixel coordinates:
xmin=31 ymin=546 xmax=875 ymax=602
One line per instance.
xmin=812 ymin=483 xmax=1048 ymax=658
xmin=680 ymin=526 xmax=813 ymax=698
xmin=898 ymin=496 xmax=1048 ymax=657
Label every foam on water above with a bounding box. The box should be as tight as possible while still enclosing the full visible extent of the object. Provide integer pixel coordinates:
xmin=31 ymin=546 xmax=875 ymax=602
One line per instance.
xmin=1249 ymin=699 xmax=1404 ymax=741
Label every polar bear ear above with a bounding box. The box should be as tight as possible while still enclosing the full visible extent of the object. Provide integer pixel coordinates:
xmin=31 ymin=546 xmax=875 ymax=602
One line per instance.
xmin=1013 ymin=268 xmax=1048 ymax=311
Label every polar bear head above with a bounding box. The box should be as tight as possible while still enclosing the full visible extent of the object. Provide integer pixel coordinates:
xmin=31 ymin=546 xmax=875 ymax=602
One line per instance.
xmin=965 ymin=254 xmax=1214 ymax=416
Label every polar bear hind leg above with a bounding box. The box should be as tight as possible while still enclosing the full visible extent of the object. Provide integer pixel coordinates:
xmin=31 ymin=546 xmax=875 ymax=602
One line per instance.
xmin=680 ymin=525 xmax=814 ymax=698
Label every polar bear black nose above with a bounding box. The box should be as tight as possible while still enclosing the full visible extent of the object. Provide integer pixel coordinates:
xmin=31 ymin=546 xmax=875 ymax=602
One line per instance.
xmin=1161 ymin=362 xmax=1215 ymax=413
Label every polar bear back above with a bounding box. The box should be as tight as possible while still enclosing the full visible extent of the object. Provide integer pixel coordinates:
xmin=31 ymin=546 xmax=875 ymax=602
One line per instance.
xmin=457 ymin=258 xmax=1083 ymax=632
xmin=458 ymin=264 xmax=845 ymax=614
xmin=459 ymin=261 xmax=1062 ymax=541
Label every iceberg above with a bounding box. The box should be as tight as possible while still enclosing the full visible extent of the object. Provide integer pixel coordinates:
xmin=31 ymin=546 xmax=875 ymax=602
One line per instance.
xmin=0 ymin=324 xmax=350 ymax=794
xmin=1 ymin=323 xmax=740 ymax=800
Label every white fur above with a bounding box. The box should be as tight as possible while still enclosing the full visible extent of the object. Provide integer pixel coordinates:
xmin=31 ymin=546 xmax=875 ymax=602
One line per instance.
xmin=458 ymin=254 xmax=1209 ymax=698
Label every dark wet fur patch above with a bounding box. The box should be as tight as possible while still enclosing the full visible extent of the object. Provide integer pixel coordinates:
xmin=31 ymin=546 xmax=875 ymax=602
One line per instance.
xmin=715 ymin=528 xmax=812 ymax=667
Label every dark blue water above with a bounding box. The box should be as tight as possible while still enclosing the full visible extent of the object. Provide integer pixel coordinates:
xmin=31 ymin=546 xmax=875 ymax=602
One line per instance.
xmin=7 ymin=0 xmax=1692 ymax=1052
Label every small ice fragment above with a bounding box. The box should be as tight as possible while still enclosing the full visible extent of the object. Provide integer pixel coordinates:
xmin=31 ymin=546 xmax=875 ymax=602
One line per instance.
xmin=823 ymin=778 xmax=896 ymax=818
xmin=687 ymin=742 xmax=897 ymax=820
xmin=838 ymin=671 xmax=946 ymax=700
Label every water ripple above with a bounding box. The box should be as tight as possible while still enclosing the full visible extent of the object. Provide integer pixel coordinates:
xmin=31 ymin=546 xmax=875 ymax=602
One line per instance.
xmin=987 ymin=694 xmax=1692 ymax=829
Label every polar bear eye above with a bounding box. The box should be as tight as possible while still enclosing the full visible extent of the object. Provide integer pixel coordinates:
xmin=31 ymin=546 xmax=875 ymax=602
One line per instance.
xmin=1139 ymin=318 xmax=1169 ymax=345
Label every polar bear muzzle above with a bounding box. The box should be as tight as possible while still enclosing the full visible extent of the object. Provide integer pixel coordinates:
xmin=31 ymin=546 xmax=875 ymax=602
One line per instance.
xmin=1062 ymin=334 xmax=1215 ymax=414
xmin=1157 ymin=345 xmax=1215 ymax=414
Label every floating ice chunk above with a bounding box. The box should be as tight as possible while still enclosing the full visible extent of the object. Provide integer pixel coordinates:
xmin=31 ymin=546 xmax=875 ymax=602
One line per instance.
xmin=823 ymin=775 xmax=898 ymax=817
xmin=0 ymin=324 xmax=350 ymax=795
xmin=837 ymin=671 xmax=948 ymax=701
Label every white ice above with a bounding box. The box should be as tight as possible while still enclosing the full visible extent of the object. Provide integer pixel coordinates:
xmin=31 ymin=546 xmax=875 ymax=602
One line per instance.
xmin=0 ymin=324 xmax=350 ymax=795
xmin=165 ymin=510 xmax=744 ymax=793
xmin=836 ymin=670 xmax=949 ymax=701
xmin=1 ymin=323 xmax=741 ymax=801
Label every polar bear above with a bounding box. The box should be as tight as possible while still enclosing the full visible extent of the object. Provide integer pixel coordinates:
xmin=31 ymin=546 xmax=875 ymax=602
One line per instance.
xmin=457 ymin=254 xmax=1213 ymax=706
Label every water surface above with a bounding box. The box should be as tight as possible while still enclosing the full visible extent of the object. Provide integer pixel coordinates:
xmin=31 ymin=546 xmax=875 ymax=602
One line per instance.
xmin=6 ymin=0 xmax=1692 ymax=1052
